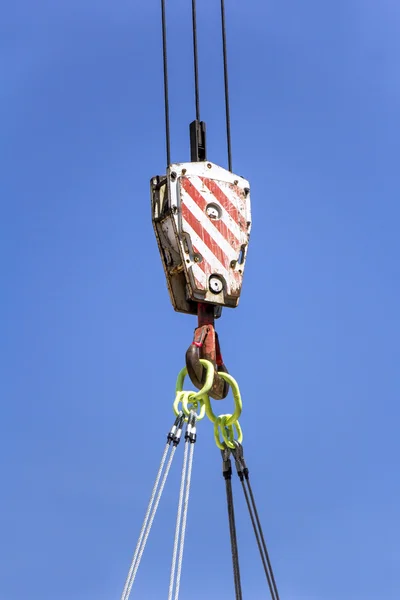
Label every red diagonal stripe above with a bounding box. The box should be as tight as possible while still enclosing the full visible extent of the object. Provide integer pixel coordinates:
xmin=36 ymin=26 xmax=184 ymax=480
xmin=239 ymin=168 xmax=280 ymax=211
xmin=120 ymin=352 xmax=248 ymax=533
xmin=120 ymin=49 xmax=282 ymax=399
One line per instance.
xmin=190 ymin=242 xmax=241 ymax=295
xmin=200 ymin=177 xmax=247 ymax=232
xmin=183 ymin=208 xmax=243 ymax=293
xmin=193 ymin=275 xmax=204 ymax=291
xmin=180 ymin=177 xmax=240 ymax=249
xmin=182 ymin=203 xmax=229 ymax=269
xmin=192 ymin=245 xmax=210 ymax=275
xmin=189 ymin=242 xmax=209 ymax=275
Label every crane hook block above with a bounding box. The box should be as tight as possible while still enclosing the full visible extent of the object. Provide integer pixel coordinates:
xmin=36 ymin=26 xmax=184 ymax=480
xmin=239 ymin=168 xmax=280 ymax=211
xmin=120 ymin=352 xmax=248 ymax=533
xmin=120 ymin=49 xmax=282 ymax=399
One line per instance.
xmin=151 ymin=161 xmax=252 ymax=316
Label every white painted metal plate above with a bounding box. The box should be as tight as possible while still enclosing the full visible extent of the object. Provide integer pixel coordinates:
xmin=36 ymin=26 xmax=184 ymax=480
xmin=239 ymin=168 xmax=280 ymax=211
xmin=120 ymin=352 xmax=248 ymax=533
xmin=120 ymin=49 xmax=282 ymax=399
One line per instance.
xmin=169 ymin=161 xmax=251 ymax=306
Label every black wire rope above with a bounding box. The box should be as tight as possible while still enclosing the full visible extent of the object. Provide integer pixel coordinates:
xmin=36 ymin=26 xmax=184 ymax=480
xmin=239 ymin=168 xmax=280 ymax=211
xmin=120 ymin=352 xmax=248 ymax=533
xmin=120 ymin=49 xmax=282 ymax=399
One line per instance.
xmin=232 ymin=444 xmax=281 ymax=600
xmin=220 ymin=0 xmax=232 ymax=171
xmin=222 ymin=451 xmax=243 ymax=600
xmin=245 ymin=476 xmax=280 ymax=600
xmin=240 ymin=478 xmax=278 ymax=600
xmin=161 ymin=0 xmax=171 ymax=166
xmin=191 ymin=0 xmax=201 ymax=121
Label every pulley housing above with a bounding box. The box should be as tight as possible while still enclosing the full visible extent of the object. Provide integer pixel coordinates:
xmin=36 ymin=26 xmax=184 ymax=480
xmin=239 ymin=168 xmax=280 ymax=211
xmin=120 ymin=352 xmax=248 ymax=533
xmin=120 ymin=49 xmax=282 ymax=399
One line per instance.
xmin=151 ymin=160 xmax=251 ymax=316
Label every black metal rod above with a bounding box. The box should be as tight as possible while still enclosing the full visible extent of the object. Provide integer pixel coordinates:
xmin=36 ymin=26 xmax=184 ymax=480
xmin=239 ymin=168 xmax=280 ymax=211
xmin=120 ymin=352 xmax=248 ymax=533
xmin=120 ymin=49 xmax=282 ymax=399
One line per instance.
xmin=191 ymin=0 xmax=201 ymax=121
xmin=161 ymin=0 xmax=171 ymax=166
xmin=220 ymin=0 xmax=232 ymax=171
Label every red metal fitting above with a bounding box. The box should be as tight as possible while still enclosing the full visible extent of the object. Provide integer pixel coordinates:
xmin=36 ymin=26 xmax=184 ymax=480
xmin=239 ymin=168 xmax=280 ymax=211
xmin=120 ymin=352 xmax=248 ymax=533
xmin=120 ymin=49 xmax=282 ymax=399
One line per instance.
xmin=185 ymin=304 xmax=229 ymax=400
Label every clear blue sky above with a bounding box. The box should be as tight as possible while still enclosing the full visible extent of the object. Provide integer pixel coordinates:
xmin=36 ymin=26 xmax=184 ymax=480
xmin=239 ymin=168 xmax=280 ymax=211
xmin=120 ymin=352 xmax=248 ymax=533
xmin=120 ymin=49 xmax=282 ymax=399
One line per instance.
xmin=2 ymin=1 xmax=399 ymax=598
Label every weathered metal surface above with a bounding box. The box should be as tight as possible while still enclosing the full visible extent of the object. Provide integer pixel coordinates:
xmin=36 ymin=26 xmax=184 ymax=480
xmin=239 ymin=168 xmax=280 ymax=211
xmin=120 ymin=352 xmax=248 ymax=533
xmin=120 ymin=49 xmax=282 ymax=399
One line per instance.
xmin=151 ymin=161 xmax=251 ymax=315
xmin=185 ymin=304 xmax=229 ymax=400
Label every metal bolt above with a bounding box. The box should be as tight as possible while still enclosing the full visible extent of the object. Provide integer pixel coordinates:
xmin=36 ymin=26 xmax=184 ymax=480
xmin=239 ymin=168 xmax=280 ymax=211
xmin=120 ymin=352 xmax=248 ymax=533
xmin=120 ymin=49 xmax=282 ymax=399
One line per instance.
xmin=182 ymin=168 xmax=187 ymax=175
xmin=244 ymin=187 xmax=250 ymax=196
xmin=230 ymin=260 xmax=237 ymax=268
xmin=170 ymin=171 xmax=177 ymax=180
xmin=234 ymin=180 xmax=238 ymax=185
xmin=207 ymin=163 xmax=212 ymax=169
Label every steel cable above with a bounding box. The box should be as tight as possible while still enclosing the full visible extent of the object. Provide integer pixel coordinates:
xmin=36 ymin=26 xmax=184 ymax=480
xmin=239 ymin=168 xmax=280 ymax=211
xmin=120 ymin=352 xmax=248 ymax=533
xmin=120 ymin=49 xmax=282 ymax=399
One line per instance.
xmin=245 ymin=476 xmax=280 ymax=600
xmin=168 ymin=415 xmax=197 ymax=600
xmin=222 ymin=451 xmax=243 ymax=600
xmin=168 ymin=439 xmax=190 ymax=600
xmin=220 ymin=0 xmax=232 ymax=171
xmin=174 ymin=440 xmax=196 ymax=600
xmin=161 ymin=0 xmax=171 ymax=166
xmin=240 ymin=478 xmax=277 ymax=599
xmin=122 ymin=445 xmax=178 ymax=600
xmin=232 ymin=444 xmax=280 ymax=600
xmin=120 ymin=443 xmax=170 ymax=600
xmin=191 ymin=0 xmax=201 ymax=121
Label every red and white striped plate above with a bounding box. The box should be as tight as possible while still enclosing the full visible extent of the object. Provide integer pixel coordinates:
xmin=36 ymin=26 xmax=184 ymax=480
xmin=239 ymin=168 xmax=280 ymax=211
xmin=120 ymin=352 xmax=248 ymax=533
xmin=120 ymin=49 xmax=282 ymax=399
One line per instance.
xmin=172 ymin=164 xmax=251 ymax=305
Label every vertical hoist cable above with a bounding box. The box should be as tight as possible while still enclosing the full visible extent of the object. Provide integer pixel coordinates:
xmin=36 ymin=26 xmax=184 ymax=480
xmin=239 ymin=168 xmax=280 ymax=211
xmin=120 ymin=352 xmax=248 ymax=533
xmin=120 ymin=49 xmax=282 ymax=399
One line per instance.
xmin=161 ymin=0 xmax=171 ymax=166
xmin=162 ymin=0 xmax=233 ymax=170
xmin=191 ymin=0 xmax=201 ymax=121
xmin=220 ymin=0 xmax=232 ymax=171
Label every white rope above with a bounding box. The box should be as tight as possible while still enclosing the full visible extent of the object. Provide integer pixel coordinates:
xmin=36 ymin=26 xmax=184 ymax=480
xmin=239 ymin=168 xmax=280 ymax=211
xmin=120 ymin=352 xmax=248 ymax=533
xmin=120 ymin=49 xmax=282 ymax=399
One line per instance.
xmin=120 ymin=443 xmax=170 ymax=600
xmin=174 ymin=440 xmax=195 ymax=600
xmin=167 ymin=439 xmax=190 ymax=600
xmin=122 ymin=444 xmax=178 ymax=600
